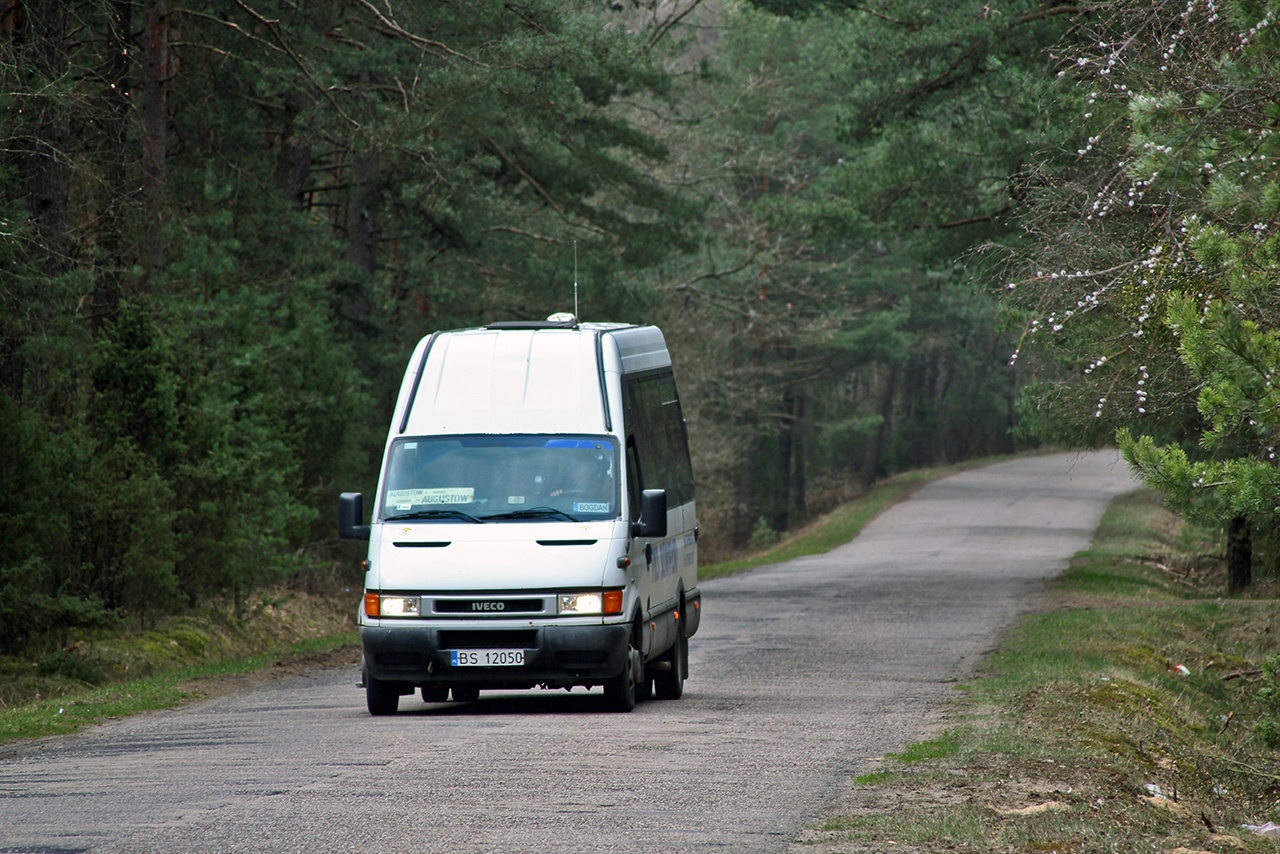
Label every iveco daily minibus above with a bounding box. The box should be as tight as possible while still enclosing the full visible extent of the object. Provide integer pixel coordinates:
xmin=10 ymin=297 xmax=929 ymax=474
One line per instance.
xmin=339 ymin=316 xmax=700 ymax=714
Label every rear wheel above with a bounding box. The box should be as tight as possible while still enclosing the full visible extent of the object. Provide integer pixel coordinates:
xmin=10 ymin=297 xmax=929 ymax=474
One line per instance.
xmin=366 ymin=674 xmax=400 ymax=716
xmin=421 ymin=685 xmax=449 ymax=703
xmin=655 ymin=627 xmax=686 ymax=701
xmin=653 ymin=625 xmax=687 ymax=700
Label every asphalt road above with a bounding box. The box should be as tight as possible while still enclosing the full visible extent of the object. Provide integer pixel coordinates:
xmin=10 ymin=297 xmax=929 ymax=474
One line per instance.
xmin=0 ymin=451 xmax=1137 ymax=854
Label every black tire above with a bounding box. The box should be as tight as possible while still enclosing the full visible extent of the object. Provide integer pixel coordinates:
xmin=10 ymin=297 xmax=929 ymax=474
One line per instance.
xmin=653 ymin=625 xmax=687 ymax=700
xmin=451 ymin=686 xmax=480 ymax=702
xmin=604 ymin=639 xmax=642 ymax=712
xmin=421 ymin=685 xmax=449 ymax=703
xmin=366 ymin=675 xmax=400 ymax=716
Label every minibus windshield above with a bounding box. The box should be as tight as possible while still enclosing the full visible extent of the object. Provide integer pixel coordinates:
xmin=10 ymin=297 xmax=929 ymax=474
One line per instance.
xmin=381 ymin=435 xmax=621 ymax=523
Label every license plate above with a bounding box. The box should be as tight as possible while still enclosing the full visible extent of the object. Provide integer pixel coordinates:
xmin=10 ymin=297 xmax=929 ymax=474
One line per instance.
xmin=450 ymin=649 xmax=525 ymax=667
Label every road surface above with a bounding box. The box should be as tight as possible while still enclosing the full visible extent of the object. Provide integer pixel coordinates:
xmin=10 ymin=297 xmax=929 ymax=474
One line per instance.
xmin=0 ymin=451 xmax=1136 ymax=853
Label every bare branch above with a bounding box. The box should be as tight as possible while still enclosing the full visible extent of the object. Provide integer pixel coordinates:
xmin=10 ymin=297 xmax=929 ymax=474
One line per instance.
xmin=485 ymin=138 xmax=611 ymax=238
xmin=351 ymin=0 xmax=491 ymax=67
xmin=231 ymin=0 xmax=361 ymax=129
xmin=484 ymin=226 xmax=564 ymax=244
xmin=648 ymin=0 xmax=707 ymax=51
xmin=936 ymin=207 xmax=1010 ymax=229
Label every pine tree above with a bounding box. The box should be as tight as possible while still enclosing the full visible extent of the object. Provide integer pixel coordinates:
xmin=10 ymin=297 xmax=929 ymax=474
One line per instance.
xmin=645 ymin=0 xmax=1075 ymax=550
xmin=1006 ymin=0 xmax=1280 ymax=590
xmin=0 ymin=0 xmax=701 ymax=646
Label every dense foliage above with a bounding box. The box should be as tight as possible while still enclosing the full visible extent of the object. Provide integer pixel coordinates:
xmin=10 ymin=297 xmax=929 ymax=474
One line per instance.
xmin=0 ymin=0 xmax=695 ymax=649
xmin=645 ymin=0 xmax=1086 ymax=544
xmin=7 ymin=0 xmax=1277 ymax=652
xmin=1005 ymin=0 xmax=1280 ymax=588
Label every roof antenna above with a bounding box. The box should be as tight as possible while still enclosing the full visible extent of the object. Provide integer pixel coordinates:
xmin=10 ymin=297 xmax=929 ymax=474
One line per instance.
xmin=549 ymin=243 xmax=580 ymax=326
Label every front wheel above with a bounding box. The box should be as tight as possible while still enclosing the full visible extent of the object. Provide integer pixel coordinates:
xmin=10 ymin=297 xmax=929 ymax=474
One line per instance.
xmin=604 ymin=641 xmax=642 ymax=712
xmin=366 ymin=674 xmax=400 ymax=716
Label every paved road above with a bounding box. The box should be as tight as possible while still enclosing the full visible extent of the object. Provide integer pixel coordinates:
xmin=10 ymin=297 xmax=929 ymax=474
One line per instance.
xmin=0 ymin=451 xmax=1136 ymax=854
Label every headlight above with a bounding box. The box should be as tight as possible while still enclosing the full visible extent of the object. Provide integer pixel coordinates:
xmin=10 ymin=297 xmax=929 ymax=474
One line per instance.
xmin=558 ymin=590 xmax=623 ymax=616
xmin=365 ymin=593 xmax=421 ymax=618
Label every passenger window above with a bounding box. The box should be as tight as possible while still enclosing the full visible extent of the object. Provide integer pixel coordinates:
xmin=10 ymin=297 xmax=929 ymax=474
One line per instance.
xmin=622 ymin=371 xmax=694 ymax=507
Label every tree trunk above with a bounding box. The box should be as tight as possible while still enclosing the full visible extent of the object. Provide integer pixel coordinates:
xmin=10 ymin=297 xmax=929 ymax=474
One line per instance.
xmin=862 ymin=364 xmax=897 ymax=488
xmin=141 ymin=0 xmax=170 ymax=281
xmin=19 ymin=0 xmax=72 ymax=277
xmin=5 ymin=0 xmax=71 ymax=401
xmin=274 ymin=92 xmax=313 ymax=211
xmin=91 ymin=0 xmax=134 ymax=327
xmin=732 ymin=417 xmax=762 ymax=547
xmin=733 ymin=314 xmax=767 ymax=546
xmin=1226 ymin=515 xmax=1252 ymax=593
xmin=788 ymin=388 xmax=806 ymax=524
xmin=346 ymin=151 xmax=380 ymax=274
xmin=1006 ymin=361 xmax=1019 ymax=446
xmin=774 ymin=387 xmax=795 ymax=532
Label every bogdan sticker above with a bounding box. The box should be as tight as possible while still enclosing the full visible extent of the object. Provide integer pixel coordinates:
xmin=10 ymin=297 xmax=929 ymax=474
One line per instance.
xmin=387 ymin=487 xmax=475 ymax=507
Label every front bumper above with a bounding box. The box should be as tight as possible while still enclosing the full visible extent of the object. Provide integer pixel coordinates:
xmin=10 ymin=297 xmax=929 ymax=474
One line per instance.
xmin=361 ymin=622 xmax=630 ymax=688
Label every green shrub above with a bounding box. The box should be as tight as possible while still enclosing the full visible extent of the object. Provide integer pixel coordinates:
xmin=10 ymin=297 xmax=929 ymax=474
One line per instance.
xmin=1254 ymin=653 xmax=1280 ymax=748
xmin=36 ymin=650 xmax=108 ymax=686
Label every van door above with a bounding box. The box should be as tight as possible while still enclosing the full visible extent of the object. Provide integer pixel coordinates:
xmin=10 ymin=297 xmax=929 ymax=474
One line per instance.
xmin=622 ymin=370 xmax=693 ymax=613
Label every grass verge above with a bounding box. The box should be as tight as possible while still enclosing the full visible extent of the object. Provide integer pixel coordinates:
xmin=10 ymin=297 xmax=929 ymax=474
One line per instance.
xmin=792 ymin=488 xmax=1280 ymax=854
xmin=0 ymin=591 xmax=359 ymax=746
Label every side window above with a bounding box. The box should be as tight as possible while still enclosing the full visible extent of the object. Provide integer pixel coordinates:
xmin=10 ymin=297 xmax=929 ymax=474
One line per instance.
xmin=623 ymin=370 xmax=695 ymax=507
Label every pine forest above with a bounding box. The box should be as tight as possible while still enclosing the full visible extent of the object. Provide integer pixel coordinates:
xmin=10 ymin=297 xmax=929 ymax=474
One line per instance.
xmin=4 ymin=0 xmax=1280 ymax=651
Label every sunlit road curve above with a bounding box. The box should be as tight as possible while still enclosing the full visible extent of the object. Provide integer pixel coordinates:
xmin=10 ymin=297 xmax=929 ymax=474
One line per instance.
xmin=0 ymin=451 xmax=1136 ymax=854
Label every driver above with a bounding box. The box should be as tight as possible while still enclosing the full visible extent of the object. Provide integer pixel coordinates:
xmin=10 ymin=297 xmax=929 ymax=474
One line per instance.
xmin=549 ymin=461 xmax=614 ymax=504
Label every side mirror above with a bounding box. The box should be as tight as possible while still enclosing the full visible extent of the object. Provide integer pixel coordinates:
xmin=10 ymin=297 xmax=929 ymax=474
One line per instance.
xmin=631 ymin=489 xmax=668 ymax=539
xmin=339 ymin=492 xmax=371 ymax=541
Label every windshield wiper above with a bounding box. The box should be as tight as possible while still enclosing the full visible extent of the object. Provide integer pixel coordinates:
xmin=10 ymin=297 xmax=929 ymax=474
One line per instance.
xmin=383 ymin=509 xmax=484 ymax=524
xmin=480 ymin=507 xmax=580 ymax=522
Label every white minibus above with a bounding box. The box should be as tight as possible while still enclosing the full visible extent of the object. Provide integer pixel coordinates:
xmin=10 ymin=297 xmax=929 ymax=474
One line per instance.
xmin=339 ymin=316 xmax=700 ymax=713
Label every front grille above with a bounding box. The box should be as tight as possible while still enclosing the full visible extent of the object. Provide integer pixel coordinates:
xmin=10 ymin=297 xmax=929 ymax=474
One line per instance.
xmin=438 ymin=630 xmax=537 ymax=650
xmin=434 ymin=598 xmax=544 ymax=614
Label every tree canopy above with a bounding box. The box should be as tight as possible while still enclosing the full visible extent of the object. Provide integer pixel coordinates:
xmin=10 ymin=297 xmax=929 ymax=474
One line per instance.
xmin=0 ymin=0 xmax=699 ymax=647
xmin=6 ymin=0 xmax=1280 ymax=652
xmin=646 ymin=0 xmax=1083 ymax=542
xmin=1003 ymin=0 xmax=1280 ymax=589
